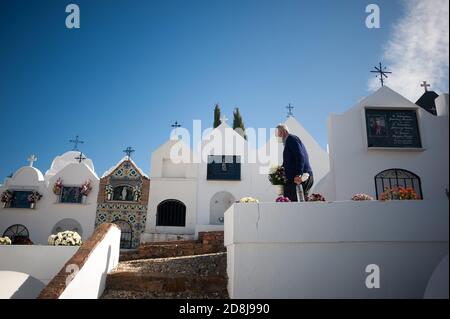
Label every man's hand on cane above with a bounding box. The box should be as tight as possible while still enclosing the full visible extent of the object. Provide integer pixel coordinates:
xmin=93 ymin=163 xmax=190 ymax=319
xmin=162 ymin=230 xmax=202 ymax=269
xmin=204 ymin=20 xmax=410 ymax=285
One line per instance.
xmin=294 ymin=173 xmax=310 ymax=185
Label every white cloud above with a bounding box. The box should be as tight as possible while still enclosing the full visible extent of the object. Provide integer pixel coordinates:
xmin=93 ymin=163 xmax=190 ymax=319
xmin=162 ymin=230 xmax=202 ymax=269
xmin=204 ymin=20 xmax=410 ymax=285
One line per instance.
xmin=368 ymin=0 xmax=449 ymax=101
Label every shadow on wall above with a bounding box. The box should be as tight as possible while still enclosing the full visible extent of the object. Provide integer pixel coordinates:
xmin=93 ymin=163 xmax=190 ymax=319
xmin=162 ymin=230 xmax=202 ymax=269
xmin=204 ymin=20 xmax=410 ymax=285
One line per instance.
xmin=0 ymin=271 xmax=46 ymax=299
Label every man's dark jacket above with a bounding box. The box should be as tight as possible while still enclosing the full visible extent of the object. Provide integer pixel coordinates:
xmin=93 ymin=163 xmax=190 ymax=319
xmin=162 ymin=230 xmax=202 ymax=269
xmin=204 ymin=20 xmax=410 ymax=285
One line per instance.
xmin=282 ymin=134 xmax=313 ymax=181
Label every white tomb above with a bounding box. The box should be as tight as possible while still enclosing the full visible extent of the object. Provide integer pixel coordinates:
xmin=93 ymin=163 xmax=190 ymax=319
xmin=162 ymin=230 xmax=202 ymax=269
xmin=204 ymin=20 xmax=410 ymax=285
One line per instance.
xmin=0 ymin=151 xmax=100 ymax=245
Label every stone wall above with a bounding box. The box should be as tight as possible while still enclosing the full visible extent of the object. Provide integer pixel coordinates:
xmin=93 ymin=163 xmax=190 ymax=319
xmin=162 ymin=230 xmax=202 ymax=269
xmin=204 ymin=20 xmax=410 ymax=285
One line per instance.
xmin=121 ymin=231 xmax=225 ymax=261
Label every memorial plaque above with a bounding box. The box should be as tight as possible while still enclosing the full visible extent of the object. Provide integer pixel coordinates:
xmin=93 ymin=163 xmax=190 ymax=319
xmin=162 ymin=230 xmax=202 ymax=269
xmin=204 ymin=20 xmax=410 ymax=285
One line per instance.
xmin=207 ymin=155 xmax=241 ymax=180
xmin=365 ymin=108 xmax=422 ymax=148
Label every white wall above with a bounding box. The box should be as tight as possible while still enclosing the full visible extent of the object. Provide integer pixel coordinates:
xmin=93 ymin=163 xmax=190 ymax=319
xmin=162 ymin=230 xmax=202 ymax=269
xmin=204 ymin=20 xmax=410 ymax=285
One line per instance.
xmin=0 ymin=155 xmax=100 ymax=245
xmin=0 ymin=245 xmax=78 ymax=284
xmin=196 ymin=123 xmax=250 ymax=226
xmin=146 ymin=178 xmax=197 ymax=235
xmin=146 ymin=118 xmax=330 ymax=236
xmin=0 ymin=271 xmax=46 ymax=299
xmin=59 ymin=225 xmax=120 ymax=299
xmin=196 ymin=119 xmax=331 ymax=226
xmin=225 ymin=201 xmax=449 ymax=299
xmin=144 ymin=139 xmax=198 ymax=236
xmin=328 ymin=86 xmax=449 ymax=201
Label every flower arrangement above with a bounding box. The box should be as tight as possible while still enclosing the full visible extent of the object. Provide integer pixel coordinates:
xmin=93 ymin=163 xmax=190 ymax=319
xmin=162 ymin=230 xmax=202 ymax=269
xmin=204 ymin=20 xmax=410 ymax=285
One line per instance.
xmin=27 ymin=191 xmax=43 ymax=203
xmin=80 ymin=180 xmax=93 ymax=196
xmin=380 ymin=187 xmax=420 ymax=201
xmin=48 ymin=231 xmax=82 ymax=246
xmin=276 ymin=196 xmax=291 ymax=202
xmin=0 ymin=236 xmax=11 ymax=245
xmin=1 ymin=190 xmax=13 ymax=204
xmin=13 ymin=237 xmax=33 ymax=245
xmin=351 ymin=193 xmax=374 ymax=201
xmin=268 ymin=166 xmax=286 ymax=185
xmin=53 ymin=178 xmax=63 ymax=195
xmin=238 ymin=197 xmax=259 ymax=203
xmin=307 ymin=193 xmax=326 ymax=202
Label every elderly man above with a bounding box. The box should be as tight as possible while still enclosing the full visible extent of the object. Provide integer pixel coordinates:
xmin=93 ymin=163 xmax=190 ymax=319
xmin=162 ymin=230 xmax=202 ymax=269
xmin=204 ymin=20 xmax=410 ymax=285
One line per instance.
xmin=275 ymin=124 xmax=314 ymax=201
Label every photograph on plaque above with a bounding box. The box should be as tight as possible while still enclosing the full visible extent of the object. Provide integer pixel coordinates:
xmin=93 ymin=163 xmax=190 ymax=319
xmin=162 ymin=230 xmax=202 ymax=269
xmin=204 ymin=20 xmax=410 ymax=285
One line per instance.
xmin=367 ymin=115 xmax=388 ymax=137
xmin=365 ymin=108 xmax=422 ymax=148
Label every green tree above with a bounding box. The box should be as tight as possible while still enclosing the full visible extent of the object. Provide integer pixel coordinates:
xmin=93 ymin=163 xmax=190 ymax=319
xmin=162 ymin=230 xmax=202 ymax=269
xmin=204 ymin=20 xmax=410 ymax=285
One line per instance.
xmin=233 ymin=107 xmax=247 ymax=140
xmin=213 ymin=103 xmax=221 ymax=128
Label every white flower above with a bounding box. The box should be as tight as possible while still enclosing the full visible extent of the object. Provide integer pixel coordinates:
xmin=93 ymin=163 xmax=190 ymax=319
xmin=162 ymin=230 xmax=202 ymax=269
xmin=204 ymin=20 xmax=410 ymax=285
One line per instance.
xmin=239 ymin=197 xmax=259 ymax=203
xmin=0 ymin=236 xmax=12 ymax=245
xmin=48 ymin=230 xmax=82 ymax=246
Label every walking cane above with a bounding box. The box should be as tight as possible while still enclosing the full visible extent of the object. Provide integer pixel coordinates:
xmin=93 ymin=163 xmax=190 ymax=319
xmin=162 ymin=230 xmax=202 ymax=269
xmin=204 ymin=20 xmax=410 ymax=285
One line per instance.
xmin=296 ymin=183 xmax=306 ymax=202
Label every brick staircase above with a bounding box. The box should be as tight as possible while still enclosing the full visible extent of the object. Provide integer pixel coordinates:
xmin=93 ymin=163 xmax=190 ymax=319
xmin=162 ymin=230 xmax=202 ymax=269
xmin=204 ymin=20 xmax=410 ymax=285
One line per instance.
xmin=101 ymin=231 xmax=228 ymax=299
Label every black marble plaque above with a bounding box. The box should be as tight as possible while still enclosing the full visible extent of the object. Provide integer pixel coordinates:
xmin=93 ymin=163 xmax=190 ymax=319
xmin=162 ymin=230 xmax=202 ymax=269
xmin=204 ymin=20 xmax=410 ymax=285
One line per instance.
xmin=207 ymin=155 xmax=241 ymax=180
xmin=365 ymin=108 xmax=422 ymax=148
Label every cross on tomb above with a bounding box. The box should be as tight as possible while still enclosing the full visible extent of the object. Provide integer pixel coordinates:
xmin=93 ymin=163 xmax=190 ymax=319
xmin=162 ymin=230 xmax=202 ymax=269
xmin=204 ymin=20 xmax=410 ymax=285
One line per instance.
xmin=220 ymin=115 xmax=228 ymax=124
xmin=171 ymin=121 xmax=182 ymax=139
xmin=27 ymin=154 xmax=37 ymax=167
xmin=69 ymin=135 xmax=84 ymax=151
xmin=123 ymin=146 xmax=135 ymax=159
xmin=171 ymin=121 xmax=181 ymax=129
xmin=370 ymin=62 xmax=392 ymax=87
xmin=75 ymin=152 xmax=86 ymax=163
xmin=286 ymin=103 xmax=294 ymax=118
xmin=421 ymin=81 xmax=431 ymax=93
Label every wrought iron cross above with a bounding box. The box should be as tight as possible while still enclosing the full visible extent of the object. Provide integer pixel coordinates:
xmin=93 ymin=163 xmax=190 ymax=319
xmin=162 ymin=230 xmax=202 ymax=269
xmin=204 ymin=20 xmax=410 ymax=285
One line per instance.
xmin=69 ymin=135 xmax=84 ymax=151
xmin=123 ymin=146 xmax=135 ymax=159
xmin=27 ymin=154 xmax=37 ymax=167
xmin=370 ymin=62 xmax=392 ymax=87
xmin=75 ymin=152 xmax=86 ymax=163
xmin=171 ymin=121 xmax=182 ymax=138
xmin=421 ymin=81 xmax=431 ymax=93
xmin=171 ymin=121 xmax=181 ymax=129
xmin=286 ymin=103 xmax=294 ymax=117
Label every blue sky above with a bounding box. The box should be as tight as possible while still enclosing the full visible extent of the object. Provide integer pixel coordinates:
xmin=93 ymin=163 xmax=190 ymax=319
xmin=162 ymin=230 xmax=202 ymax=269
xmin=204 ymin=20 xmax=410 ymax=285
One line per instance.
xmin=0 ymin=0 xmax=444 ymax=178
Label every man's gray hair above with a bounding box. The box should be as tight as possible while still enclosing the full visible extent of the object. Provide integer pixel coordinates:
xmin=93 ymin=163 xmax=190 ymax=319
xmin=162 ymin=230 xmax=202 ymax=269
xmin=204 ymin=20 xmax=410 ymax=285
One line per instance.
xmin=276 ymin=124 xmax=290 ymax=134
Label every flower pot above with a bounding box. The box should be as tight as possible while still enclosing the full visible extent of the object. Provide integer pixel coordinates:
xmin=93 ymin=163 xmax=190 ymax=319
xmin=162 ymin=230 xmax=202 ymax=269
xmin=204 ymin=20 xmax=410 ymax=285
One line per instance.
xmin=2 ymin=202 xmax=6 ymax=208
xmin=107 ymin=193 xmax=112 ymax=201
xmin=30 ymin=202 xmax=35 ymax=209
xmin=81 ymin=195 xmax=87 ymax=204
xmin=274 ymin=185 xmax=284 ymax=197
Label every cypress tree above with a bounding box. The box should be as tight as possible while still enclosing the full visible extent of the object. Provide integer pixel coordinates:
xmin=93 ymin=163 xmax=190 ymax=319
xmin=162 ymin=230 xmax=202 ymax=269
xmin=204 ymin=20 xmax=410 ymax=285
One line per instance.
xmin=233 ymin=107 xmax=247 ymax=140
xmin=213 ymin=103 xmax=221 ymax=128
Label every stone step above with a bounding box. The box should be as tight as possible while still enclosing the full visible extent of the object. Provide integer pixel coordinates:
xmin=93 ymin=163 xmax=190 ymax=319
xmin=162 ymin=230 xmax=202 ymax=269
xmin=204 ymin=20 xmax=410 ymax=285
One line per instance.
xmin=114 ymin=252 xmax=227 ymax=274
xmin=120 ymin=231 xmax=225 ymax=261
xmin=140 ymin=240 xmax=198 ymax=246
xmin=106 ymin=272 xmax=227 ymax=293
xmin=101 ymin=289 xmax=228 ymax=299
xmin=102 ymin=252 xmax=228 ymax=298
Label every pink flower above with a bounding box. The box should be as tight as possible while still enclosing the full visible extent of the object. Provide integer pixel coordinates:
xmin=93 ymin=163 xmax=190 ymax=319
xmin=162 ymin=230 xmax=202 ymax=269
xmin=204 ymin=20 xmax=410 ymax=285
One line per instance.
xmin=276 ymin=196 xmax=291 ymax=202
